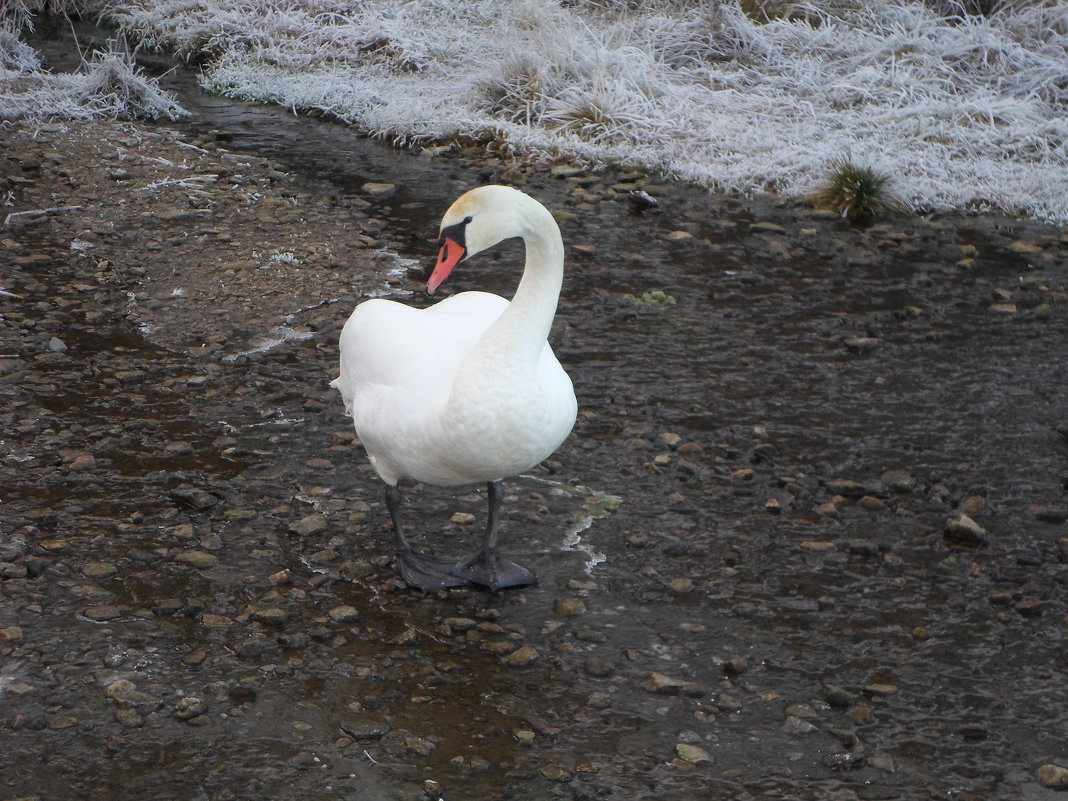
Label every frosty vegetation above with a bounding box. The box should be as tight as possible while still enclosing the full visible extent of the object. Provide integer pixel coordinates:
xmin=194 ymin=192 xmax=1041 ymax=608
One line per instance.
xmin=0 ymin=0 xmax=185 ymax=122
xmin=6 ymin=0 xmax=1068 ymax=221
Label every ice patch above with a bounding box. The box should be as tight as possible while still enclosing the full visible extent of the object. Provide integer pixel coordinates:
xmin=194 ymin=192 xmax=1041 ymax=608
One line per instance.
xmin=222 ymin=325 xmax=314 ymax=362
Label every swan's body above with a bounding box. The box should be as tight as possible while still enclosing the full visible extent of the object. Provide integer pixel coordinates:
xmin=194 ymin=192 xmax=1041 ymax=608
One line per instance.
xmin=332 ymin=185 xmax=576 ymax=591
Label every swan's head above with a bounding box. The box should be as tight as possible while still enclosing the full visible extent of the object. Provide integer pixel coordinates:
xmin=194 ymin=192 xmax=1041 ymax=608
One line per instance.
xmin=428 ymin=185 xmax=531 ymax=294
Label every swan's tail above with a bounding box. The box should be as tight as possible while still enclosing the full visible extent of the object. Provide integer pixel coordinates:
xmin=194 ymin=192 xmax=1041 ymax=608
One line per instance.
xmin=329 ymin=376 xmax=354 ymax=416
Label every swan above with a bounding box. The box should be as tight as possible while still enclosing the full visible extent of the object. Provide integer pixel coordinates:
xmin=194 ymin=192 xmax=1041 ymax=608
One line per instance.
xmin=331 ymin=185 xmax=577 ymax=591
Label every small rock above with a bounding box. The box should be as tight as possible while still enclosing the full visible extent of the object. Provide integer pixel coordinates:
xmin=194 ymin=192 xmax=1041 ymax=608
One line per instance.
xmin=252 ymin=607 xmax=290 ymax=627
xmin=749 ymin=220 xmax=785 ymax=234
xmin=450 ymin=511 xmax=476 ymax=524
xmin=170 ymin=485 xmax=217 ymax=510
xmin=0 ymin=626 xmax=24 ymax=643
xmin=869 ymin=752 xmax=896 ymax=773
xmin=823 ymin=684 xmax=858 ymax=708
xmin=402 ymin=735 xmax=436 ymax=756
xmin=340 ymin=717 xmax=390 ymax=741
xmin=675 ymin=743 xmax=712 ymax=764
xmin=361 ymin=181 xmax=395 ymax=196
xmin=843 ymin=336 xmax=881 ymax=353
xmin=784 ymin=715 xmax=818 ymax=734
xmin=1036 ymin=763 xmax=1068 ymax=790
xmin=84 ymin=604 xmax=122 ymax=621
xmin=1033 ymin=505 xmax=1068 ymax=523
xmin=82 ymin=562 xmax=118 ymax=579
xmin=538 ymin=765 xmax=572 ymax=782
xmin=48 ymin=336 xmax=68 ymax=352
xmin=823 ymin=478 xmax=868 ymax=498
xmin=643 ymin=671 xmax=703 ymax=697
xmin=584 ymin=656 xmax=615 ymax=678
xmin=289 ymin=513 xmax=328 ymax=536
xmin=174 ymin=550 xmax=217 ymax=569
xmin=944 ymin=514 xmax=990 ymax=546
xmin=553 ymin=597 xmax=586 ymax=616
xmin=174 ymin=696 xmax=207 ymax=721
xmin=501 ymin=646 xmax=538 ymax=666
xmin=328 ymin=604 xmax=361 ymax=624
xmin=880 ymin=469 xmax=915 ymax=492
xmin=864 ymin=683 xmax=898 ymax=696
xmin=113 ymin=707 xmax=144 ymax=727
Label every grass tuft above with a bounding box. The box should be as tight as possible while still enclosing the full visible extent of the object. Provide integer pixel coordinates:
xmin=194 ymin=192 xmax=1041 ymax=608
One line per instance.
xmin=819 ymin=156 xmax=902 ymax=224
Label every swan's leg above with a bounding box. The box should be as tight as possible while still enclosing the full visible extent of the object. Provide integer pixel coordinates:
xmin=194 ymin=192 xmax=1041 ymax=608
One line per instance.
xmin=450 ymin=481 xmax=537 ymax=591
xmin=385 ymin=484 xmax=468 ymax=592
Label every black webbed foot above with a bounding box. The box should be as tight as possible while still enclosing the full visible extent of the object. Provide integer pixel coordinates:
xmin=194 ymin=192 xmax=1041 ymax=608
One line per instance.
xmin=396 ymin=548 xmax=470 ymax=592
xmin=450 ymin=550 xmax=537 ymax=591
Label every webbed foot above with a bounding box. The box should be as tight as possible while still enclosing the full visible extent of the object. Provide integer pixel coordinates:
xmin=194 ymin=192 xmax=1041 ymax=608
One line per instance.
xmin=397 ymin=548 xmax=470 ymax=592
xmin=450 ymin=550 xmax=537 ymax=591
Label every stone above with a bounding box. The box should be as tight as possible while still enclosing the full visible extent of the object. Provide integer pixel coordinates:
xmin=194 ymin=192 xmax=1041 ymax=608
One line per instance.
xmin=328 ymin=604 xmax=361 ymax=624
xmin=84 ymin=604 xmax=122 ymax=621
xmin=174 ymin=696 xmax=207 ymax=721
xmin=675 ymin=743 xmax=712 ymax=764
xmin=340 ymin=717 xmax=390 ymax=741
xmin=1036 ymin=764 xmax=1068 ymax=790
xmin=174 ymin=550 xmax=216 ymax=568
xmin=82 ymin=562 xmax=118 ymax=579
xmin=824 ymin=478 xmax=868 ymax=498
xmin=553 ymin=597 xmax=586 ymax=616
xmin=643 ymin=672 xmax=703 ymax=697
xmin=252 ymin=607 xmax=290 ymax=627
xmin=501 ymin=646 xmax=538 ymax=666
xmin=944 ymin=514 xmax=989 ymax=546
xmin=170 ymin=485 xmax=218 ymax=510
xmin=361 ymin=182 xmax=395 ymax=196
xmin=288 ymin=513 xmax=328 ymax=536
xmin=584 ymin=656 xmax=615 ymax=678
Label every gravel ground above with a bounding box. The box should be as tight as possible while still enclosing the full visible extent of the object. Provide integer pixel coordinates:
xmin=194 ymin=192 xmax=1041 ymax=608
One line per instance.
xmin=2 ymin=110 xmax=1068 ymax=801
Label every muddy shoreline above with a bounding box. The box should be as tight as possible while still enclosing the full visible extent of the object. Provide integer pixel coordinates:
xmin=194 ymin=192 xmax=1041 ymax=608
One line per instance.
xmin=2 ymin=63 xmax=1068 ymax=801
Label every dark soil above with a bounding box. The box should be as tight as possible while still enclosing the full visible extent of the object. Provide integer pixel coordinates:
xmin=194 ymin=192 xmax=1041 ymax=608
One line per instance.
xmin=2 ymin=29 xmax=1068 ymax=801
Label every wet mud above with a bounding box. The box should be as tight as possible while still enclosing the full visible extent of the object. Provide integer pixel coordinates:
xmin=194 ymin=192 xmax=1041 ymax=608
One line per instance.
xmin=2 ymin=20 xmax=1068 ymax=801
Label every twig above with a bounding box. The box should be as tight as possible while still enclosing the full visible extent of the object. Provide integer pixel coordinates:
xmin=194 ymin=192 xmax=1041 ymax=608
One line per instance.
xmin=4 ymin=205 xmax=84 ymax=226
xmin=137 ymin=176 xmax=218 ymax=191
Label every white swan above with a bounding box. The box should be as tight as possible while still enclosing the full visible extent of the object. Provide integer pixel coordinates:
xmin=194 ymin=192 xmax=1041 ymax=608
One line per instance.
xmin=331 ymin=185 xmax=577 ymax=591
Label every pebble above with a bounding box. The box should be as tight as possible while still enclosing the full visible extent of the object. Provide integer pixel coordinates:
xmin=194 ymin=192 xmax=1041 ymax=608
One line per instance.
xmin=643 ymin=671 xmax=703 ymax=697
xmin=170 ymin=485 xmax=217 ymax=510
xmin=361 ymin=182 xmax=395 ymax=196
xmin=252 ymin=607 xmax=291 ymax=627
xmin=1036 ymin=763 xmax=1068 ymax=790
xmin=174 ymin=550 xmax=217 ymax=568
xmin=174 ymin=696 xmax=207 ymax=721
xmin=583 ymin=656 xmax=614 ymax=678
xmin=943 ymin=514 xmax=989 ymax=546
xmin=675 ymin=743 xmax=712 ymax=764
xmin=553 ymin=597 xmax=586 ymax=616
xmin=84 ymin=604 xmax=122 ymax=621
xmin=328 ymin=605 xmax=361 ymax=624
xmin=289 ymin=513 xmax=328 ymax=536
xmin=501 ymin=645 xmax=538 ymax=666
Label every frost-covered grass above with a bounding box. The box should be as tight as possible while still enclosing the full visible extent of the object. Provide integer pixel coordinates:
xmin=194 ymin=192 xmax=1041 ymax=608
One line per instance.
xmin=0 ymin=0 xmax=185 ymax=121
xmin=12 ymin=0 xmax=1068 ymax=220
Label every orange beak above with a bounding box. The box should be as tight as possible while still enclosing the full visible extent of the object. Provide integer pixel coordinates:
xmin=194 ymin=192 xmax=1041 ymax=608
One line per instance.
xmin=428 ymin=236 xmax=466 ymax=294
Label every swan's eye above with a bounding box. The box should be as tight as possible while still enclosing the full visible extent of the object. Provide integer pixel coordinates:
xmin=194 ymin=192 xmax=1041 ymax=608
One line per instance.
xmin=463 ymin=215 xmax=472 ymax=224
xmin=438 ymin=217 xmax=470 ymax=248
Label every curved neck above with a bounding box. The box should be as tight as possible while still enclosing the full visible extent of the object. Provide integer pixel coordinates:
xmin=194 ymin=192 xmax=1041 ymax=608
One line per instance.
xmin=485 ymin=204 xmax=564 ymax=365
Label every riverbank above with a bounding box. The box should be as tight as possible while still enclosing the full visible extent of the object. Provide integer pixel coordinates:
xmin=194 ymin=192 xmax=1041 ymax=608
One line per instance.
xmin=2 ymin=97 xmax=1068 ymax=801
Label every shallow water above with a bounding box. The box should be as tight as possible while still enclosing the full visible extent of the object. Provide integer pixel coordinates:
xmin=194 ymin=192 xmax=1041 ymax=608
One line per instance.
xmin=3 ymin=17 xmax=1067 ymax=801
